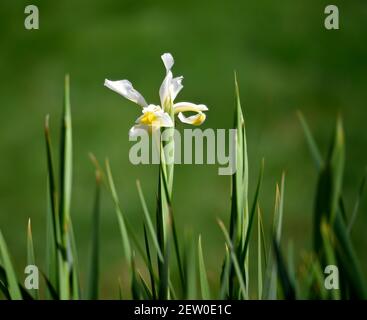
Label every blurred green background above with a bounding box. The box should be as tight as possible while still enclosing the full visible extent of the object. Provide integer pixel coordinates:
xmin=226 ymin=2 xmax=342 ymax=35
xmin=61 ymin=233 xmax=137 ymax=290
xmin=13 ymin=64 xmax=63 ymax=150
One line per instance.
xmin=0 ymin=0 xmax=366 ymax=298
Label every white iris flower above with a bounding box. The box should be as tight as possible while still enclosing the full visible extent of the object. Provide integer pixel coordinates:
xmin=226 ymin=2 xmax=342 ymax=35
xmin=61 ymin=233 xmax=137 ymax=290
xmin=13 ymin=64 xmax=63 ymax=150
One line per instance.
xmin=104 ymin=53 xmax=208 ymax=137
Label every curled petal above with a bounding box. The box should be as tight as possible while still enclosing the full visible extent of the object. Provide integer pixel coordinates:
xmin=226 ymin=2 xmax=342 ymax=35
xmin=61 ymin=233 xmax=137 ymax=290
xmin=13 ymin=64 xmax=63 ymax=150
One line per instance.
xmin=161 ymin=53 xmax=174 ymax=72
xmin=178 ymin=111 xmax=206 ymax=126
xmin=104 ymin=79 xmax=148 ymax=107
xmin=173 ymin=102 xmax=208 ymax=114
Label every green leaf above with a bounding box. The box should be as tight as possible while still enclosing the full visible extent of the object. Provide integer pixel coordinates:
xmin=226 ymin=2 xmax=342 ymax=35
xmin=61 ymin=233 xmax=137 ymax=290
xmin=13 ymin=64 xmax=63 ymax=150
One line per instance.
xmin=333 ymin=213 xmax=367 ymax=298
xmin=219 ymin=246 xmax=230 ymax=299
xmin=68 ymin=221 xmax=81 ymax=299
xmin=320 ymin=220 xmax=340 ymax=300
xmin=274 ymin=174 xmax=285 ymax=243
xmin=58 ymin=74 xmax=73 ymax=300
xmin=131 ymin=255 xmax=143 ymax=300
xmin=257 ymin=206 xmax=266 ymax=299
xmin=27 ymin=219 xmax=38 ymax=299
xmin=218 ymin=219 xmax=247 ymax=299
xmin=86 ymin=170 xmax=101 ymax=300
xmin=297 ymin=111 xmax=323 ymax=170
xmin=143 ymin=225 xmax=156 ymax=300
xmin=41 ymin=271 xmax=60 ymax=300
xmin=105 ymin=159 xmax=132 ymax=264
xmin=348 ymin=170 xmax=367 ymax=233
xmin=240 ymin=159 xmax=264 ymax=276
xmin=156 ymin=156 xmax=176 ymax=299
xmin=0 ymin=266 xmax=33 ymax=300
xmin=287 ymin=242 xmax=297 ymax=298
xmin=118 ymin=277 xmax=123 ymax=300
xmin=170 ymin=206 xmax=184 ymax=293
xmin=44 ymin=115 xmax=60 ymax=295
xmin=329 ymin=116 xmax=345 ymax=223
xmin=138 ymin=273 xmax=153 ymax=299
xmin=158 ymin=234 xmax=170 ymax=300
xmin=183 ymin=238 xmax=197 ymax=299
xmin=227 ymin=74 xmax=249 ymax=299
xmin=0 ymin=230 xmax=22 ymax=300
xmin=136 ymin=180 xmax=163 ymax=262
xmin=265 ymin=174 xmax=285 ymax=300
xmin=198 ymin=235 xmax=211 ymax=299
xmin=272 ymin=237 xmax=295 ymax=300
xmin=230 ymin=73 xmax=248 ymax=244
xmin=59 ymin=74 xmax=73 ymax=230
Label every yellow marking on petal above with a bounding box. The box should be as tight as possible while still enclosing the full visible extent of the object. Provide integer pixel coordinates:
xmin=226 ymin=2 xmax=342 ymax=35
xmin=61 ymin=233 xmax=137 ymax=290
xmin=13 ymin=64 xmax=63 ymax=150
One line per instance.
xmin=139 ymin=111 xmax=158 ymax=125
xmin=192 ymin=113 xmax=206 ymax=126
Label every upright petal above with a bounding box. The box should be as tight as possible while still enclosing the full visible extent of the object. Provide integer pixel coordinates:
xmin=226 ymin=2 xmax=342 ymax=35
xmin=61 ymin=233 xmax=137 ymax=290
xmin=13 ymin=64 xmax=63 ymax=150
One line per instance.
xmin=161 ymin=53 xmax=174 ymax=72
xmin=171 ymin=76 xmax=184 ymax=101
xmin=104 ymin=79 xmax=148 ymax=107
xmin=156 ymin=111 xmax=174 ymax=127
xmin=159 ymin=53 xmax=177 ymax=108
xmin=159 ymin=71 xmax=173 ymax=108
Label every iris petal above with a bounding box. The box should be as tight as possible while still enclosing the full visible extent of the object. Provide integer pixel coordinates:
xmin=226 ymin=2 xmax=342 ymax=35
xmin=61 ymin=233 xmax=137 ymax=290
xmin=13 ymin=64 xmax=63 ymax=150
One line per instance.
xmin=104 ymin=79 xmax=148 ymax=107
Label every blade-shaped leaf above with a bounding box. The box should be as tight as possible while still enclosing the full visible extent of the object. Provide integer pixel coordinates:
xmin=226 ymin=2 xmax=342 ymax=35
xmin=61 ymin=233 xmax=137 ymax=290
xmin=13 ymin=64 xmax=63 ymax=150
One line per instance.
xmin=143 ymin=225 xmax=156 ymax=300
xmin=44 ymin=115 xmax=60 ymax=295
xmin=297 ymin=111 xmax=323 ymax=170
xmin=348 ymin=170 xmax=367 ymax=233
xmin=0 ymin=230 xmax=22 ymax=300
xmin=198 ymin=235 xmax=211 ymax=299
xmin=272 ymin=237 xmax=295 ymax=300
xmin=218 ymin=219 xmax=247 ymax=299
xmin=265 ymin=174 xmax=285 ymax=300
xmin=105 ymin=159 xmax=132 ymax=264
xmin=136 ymin=180 xmax=163 ymax=262
xmin=86 ymin=170 xmax=101 ymax=300
xmin=27 ymin=219 xmax=38 ymax=299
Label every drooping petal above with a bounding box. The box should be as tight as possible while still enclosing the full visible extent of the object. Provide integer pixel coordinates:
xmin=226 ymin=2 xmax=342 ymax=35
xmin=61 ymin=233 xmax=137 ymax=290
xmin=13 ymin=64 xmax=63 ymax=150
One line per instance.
xmin=129 ymin=124 xmax=150 ymax=138
xmin=173 ymin=102 xmax=208 ymax=114
xmin=178 ymin=111 xmax=206 ymax=126
xmin=104 ymin=79 xmax=148 ymax=107
xmin=161 ymin=53 xmax=174 ymax=71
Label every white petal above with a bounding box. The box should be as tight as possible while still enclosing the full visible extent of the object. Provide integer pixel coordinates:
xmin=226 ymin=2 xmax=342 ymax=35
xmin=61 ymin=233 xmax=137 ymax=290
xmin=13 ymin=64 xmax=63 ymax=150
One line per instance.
xmin=104 ymin=79 xmax=148 ymax=107
xmin=156 ymin=112 xmax=174 ymax=127
xmin=173 ymin=102 xmax=208 ymax=114
xmin=178 ymin=112 xmax=206 ymax=126
xmin=170 ymin=76 xmax=184 ymax=101
xmin=142 ymin=104 xmax=162 ymax=113
xmin=129 ymin=124 xmax=150 ymax=138
xmin=161 ymin=53 xmax=174 ymax=71
xmin=159 ymin=71 xmax=173 ymax=107
xmin=136 ymin=105 xmax=174 ymax=128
